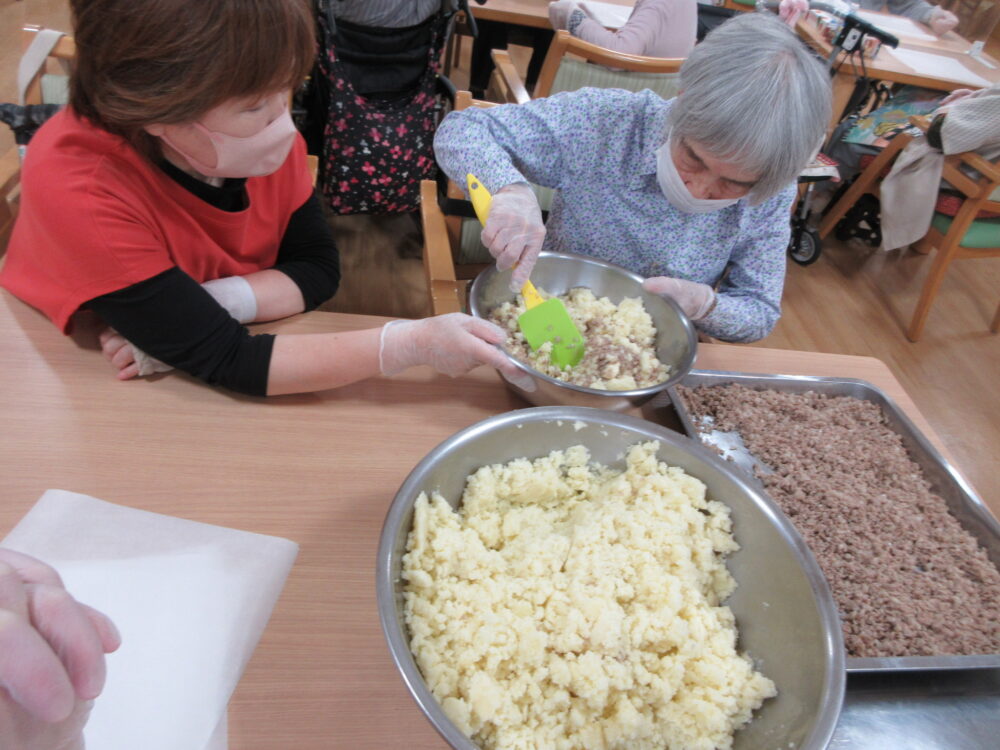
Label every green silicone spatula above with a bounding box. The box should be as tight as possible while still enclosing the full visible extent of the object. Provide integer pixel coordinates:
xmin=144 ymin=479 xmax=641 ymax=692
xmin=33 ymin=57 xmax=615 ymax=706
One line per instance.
xmin=467 ymin=174 xmax=585 ymax=369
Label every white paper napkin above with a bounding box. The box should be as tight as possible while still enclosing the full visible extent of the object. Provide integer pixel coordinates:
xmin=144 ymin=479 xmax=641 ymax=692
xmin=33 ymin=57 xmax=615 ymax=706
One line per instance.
xmin=1 ymin=490 xmax=299 ymax=750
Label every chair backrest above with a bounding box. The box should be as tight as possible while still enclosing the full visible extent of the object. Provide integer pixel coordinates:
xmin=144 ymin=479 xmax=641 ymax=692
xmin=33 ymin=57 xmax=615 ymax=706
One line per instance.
xmin=20 ymin=26 xmax=75 ymax=107
xmin=1 ymin=27 xmax=75 ymax=256
xmin=534 ymin=30 xmax=684 ymax=100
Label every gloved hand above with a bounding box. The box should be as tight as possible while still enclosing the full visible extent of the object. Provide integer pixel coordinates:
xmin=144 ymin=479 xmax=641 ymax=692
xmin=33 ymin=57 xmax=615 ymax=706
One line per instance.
xmin=927 ymin=7 xmax=958 ymax=36
xmin=643 ymin=276 xmax=716 ymax=321
xmin=0 ymin=548 xmax=121 ymax=750
xmin=549 ymin=0 xmax=584 ymax=30
xmin=378 ymin=313 xmax=536 ymax=391
xmin=481 ymin=183 xmax=546 ymax=293
xmin=778 ymin=0 xmax=809 ymax=27
xmin=99 ymin=327 xmax=172 ymax=380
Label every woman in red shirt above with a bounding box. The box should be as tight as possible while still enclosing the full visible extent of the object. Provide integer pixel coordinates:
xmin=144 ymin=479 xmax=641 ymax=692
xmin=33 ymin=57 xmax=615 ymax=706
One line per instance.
xmin=1 ymin=0 xmax=528 ymax=396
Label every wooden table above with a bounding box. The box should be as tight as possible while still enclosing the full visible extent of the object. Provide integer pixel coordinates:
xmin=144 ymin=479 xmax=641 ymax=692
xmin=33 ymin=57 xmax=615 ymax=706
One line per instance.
xmin=472 ymin=0 xmax=633 ymax=29
xmin=469 ymin=3 xmax=998 ymax=128
xmin=796 ymin=9 xmax=1000 ymax=127
xmin=0 ymin=290 xmax=989 ymax=748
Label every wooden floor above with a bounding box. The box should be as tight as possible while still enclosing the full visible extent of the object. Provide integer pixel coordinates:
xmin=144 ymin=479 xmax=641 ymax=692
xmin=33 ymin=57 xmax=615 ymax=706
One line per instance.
xmin=2 ymin=3 xmax=998 ymax=516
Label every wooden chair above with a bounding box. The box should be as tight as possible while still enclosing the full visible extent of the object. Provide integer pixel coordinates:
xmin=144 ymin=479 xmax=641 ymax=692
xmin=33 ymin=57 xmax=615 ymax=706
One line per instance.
xmin=420 ymin=179 xmax=464 ymax=315
xmin=490 ymin=30 xmax=684 ymax=104
xmin=419 ymin=91 xmax=501 ymax=314
xmin=818 ymin=116 xmax=1000 ymax=341
xmin=0 ymin=26 xmax=74 ymax=256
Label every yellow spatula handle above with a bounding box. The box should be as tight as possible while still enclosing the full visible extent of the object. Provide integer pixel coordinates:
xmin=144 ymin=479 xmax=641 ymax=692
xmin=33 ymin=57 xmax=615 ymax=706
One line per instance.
xmin=519 ymin=279 xmax=544 ymax=308
xmin=467 ymin=173 xmax=543 ymax=310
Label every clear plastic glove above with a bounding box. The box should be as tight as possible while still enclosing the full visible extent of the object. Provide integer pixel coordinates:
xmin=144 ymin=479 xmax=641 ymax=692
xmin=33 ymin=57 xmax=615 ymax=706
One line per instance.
xmin=480 ymin=183 xmax=546 ymax=293
xmin=0 ymin=548 xmax=121 ymax=750
xmin=928 ymin=7 xmax=958 ymax=36
xmin=643 ymin=276 xmax=717 ymax=321
xmin=549 ymin=0 xmax=584 ymax=30
xmin=778 ymin=0 xmax=809 ymax=27
xmin=98 ymin=327 xmax=172 ymax=380
xmin=378 ymin=314 xmax=536 ymax=391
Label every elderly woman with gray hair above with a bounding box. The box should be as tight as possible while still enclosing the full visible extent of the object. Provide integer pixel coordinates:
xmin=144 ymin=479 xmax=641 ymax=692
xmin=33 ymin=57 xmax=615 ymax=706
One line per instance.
xmin=434 ymin=13 xmax=830 ymax=342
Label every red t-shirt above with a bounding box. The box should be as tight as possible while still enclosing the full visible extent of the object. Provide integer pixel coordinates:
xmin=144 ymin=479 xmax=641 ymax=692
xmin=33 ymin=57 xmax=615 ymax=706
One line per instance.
xmin=0 ymin=110 xmax=313 ymax=332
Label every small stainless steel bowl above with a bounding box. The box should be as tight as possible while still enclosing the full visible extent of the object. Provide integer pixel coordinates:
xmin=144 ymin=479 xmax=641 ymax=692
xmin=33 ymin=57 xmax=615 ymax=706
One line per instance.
xmin=377 ymin=407 xmax=845 ymax=750
xmin=468 ymin=252 xmax=697 ymax=411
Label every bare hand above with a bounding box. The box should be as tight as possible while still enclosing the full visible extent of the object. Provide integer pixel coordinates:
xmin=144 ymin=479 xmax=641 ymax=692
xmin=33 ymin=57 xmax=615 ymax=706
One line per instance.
xmin=937 ymin=88 xmax=975 ymax=110
xmin=0 ymin=549 xmax=121 ymax=750
xmin=928 ymin=8 xmax=958 ymax=36
xmin=778 ymin=0 xmax=809 ymax=27
xmin=98 ymin=327 xmax=172 ymax=379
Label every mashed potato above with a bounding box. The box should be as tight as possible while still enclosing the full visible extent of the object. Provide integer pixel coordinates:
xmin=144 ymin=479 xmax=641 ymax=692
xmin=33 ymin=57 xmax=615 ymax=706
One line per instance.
xmin=402 ymin=442 xmax=775 ymax=750
xmin=487 ymin=287 xmax=669 ymax=390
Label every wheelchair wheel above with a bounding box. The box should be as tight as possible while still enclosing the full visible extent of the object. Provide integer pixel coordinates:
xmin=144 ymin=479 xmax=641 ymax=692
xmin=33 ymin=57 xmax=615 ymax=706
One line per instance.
xmin=789 ymin=225 xmax=822 ymax=266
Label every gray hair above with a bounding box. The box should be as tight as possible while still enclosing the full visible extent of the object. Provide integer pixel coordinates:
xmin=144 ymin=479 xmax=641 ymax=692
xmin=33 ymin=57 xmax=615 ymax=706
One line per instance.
xmin=667 ymin=12 xmax=831 ymax=203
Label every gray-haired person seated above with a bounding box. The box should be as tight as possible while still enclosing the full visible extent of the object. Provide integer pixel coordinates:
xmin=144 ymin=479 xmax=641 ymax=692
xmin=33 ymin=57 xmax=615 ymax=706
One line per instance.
xmin=434 ymin=12 xmax=831 ymax=343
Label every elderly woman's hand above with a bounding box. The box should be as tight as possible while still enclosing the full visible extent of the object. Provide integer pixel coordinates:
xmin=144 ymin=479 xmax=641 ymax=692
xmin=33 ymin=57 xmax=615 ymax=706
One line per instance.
xmin=927 ymin=7 xmax=959 ymax=36
xmin=548 ymin=1 xmax=584 ymax=31
xmin=643 ymin=277 xmax=716 ymax=321
xmin=481 ymin=183 xmax=547 ymax=293
xmin=0 ymin=549 xmax=121 ymax=750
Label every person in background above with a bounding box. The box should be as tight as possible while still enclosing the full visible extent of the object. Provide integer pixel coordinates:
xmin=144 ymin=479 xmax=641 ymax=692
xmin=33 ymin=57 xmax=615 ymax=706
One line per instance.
xmin=323 ymin=0 xmax=457 ymax=99
xmin=0 ymin=548 xmax=120 ymax=750
xmin=0 ymin=0 xmax=531 ymax=397
xmin=548 ymin=0 xmax=698 ymax=58
xmin=434 ymin=13 xmax=831 ymax=343
xmin=779 ymin=0 xmax=959 ymax=36
xmin=328 ymin=0 xmax=455 ymax=27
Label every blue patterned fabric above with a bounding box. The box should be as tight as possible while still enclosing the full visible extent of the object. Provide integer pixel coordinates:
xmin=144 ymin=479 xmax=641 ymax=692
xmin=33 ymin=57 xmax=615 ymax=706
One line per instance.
xmin=434 ymin=87 xmax=795 ymax=342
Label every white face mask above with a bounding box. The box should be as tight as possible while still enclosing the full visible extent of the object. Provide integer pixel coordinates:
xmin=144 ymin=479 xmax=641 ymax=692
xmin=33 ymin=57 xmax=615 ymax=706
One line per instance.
xmin=655 ymin=138 xmax=741 ymax=214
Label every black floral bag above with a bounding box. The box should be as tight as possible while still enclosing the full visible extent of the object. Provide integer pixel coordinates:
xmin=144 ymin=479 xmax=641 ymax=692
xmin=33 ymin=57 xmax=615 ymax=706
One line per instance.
xmin=308 ymin=2 xmax=455 ymax=215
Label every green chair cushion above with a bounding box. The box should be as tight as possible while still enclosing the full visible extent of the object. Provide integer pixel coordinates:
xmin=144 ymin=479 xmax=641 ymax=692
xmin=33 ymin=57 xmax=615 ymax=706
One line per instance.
xmin=41 ymin=73 xmax=69 ymax=106
xmin=930 ymin=212 xmax=1000 ymax=249
xmin=551 ymin=59 xmax=680 ymax=100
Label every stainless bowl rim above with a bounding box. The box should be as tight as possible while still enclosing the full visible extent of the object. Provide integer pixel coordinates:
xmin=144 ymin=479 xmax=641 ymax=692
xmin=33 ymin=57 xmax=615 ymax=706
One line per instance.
xmin=468 ymin=251 xmax=698 ymax=396
xmin=376 ymin=406 xmax=846 ymax=750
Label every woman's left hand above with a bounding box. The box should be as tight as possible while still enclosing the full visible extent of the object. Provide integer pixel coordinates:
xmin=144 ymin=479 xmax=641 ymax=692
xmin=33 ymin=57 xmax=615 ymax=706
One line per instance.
xmin=643 ymin=277 xmax=716 ymax=320
xmin=98 ymin=328 xmax=172 ymax=380
xmin=548 ymin=1 xmax=583 ymax=31
xmin=928 ymin=7 xmax=959 ymax=36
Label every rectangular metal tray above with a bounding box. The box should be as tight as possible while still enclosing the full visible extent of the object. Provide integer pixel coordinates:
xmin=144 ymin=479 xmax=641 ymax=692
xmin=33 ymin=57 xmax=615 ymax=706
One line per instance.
xmin=661 ymin=369 xmax=1000 ymax=674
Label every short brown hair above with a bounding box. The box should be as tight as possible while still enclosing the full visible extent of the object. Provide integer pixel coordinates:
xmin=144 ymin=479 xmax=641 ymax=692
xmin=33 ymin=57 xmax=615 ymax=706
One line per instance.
xmin=69 ymin=0 xmax=315 ymax=160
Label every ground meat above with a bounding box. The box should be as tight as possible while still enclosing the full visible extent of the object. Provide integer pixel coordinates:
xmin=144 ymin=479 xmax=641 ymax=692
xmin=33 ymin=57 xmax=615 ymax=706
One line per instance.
xmin=488 ymin=287 xmax=669 ymax=390
xmin=676 ymin=383 xmax=1000 ymax=659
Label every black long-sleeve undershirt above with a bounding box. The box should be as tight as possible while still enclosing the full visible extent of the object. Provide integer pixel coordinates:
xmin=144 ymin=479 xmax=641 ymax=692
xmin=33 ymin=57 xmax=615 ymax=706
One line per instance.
xmin=84 ymin=163 xmax=340 ymax=396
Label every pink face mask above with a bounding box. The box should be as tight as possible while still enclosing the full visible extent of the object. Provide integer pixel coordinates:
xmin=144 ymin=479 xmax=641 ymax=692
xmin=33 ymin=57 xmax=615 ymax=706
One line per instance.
xmin=160 ymin=106 xmax=297 ymax=179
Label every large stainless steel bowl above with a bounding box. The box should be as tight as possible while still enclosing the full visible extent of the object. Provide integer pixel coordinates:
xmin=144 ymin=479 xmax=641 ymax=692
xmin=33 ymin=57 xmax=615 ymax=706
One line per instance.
xmin=377 ymin=407 xmax=845 ymax=750
xmin=468 ymin=252 xmax=697 ymax=411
